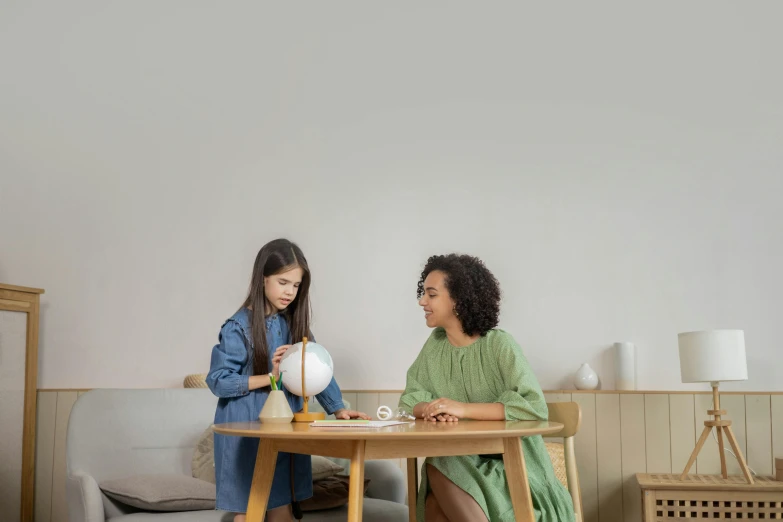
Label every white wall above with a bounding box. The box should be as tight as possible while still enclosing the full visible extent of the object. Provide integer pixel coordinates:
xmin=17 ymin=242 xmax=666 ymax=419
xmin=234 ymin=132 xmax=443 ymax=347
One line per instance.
xmin=1 ymin=2 xmax=782 ymax=391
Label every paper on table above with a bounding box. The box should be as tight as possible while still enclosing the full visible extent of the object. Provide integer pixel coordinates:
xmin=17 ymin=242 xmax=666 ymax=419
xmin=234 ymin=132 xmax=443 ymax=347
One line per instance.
xmin=309 ymin=420 xmax=410 ymax=428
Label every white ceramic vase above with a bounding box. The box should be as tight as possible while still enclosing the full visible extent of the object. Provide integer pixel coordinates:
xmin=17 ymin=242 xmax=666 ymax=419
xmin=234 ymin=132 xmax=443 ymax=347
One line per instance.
xmin=574 ymin=363 xmax=599 ymax=390
xmin=258 ymin=390 xmax=294 ymax=424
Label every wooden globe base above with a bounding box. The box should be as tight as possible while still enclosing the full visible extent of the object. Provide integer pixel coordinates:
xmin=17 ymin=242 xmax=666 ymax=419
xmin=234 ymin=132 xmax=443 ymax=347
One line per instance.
xmin=291 ymin=337 xmax=327 ymax=423
xmin=293 ymin=411 xmax=325 ymax=422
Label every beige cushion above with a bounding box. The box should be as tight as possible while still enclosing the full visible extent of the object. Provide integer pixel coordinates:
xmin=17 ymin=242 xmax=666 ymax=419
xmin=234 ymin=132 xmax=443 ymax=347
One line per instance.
xmin=99 ymin=474 xmax=215 ymax=511
xmin=192 ymin=427 xmax=344 ymax=484
xmin=192 ymin=427 xmax=215 ymax=484
xmin=312 ymin=456 xmax=344 ymax=481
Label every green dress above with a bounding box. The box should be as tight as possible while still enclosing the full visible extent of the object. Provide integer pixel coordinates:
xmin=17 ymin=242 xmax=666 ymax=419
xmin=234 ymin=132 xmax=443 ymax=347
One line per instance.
xmin=399 ymin=328 xmax=574 ymax=522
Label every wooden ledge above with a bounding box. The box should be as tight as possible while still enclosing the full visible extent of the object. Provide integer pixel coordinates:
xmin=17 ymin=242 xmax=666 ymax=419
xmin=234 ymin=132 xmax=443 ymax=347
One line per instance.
xmin=0 ymin=283 xmax=45 ymax=294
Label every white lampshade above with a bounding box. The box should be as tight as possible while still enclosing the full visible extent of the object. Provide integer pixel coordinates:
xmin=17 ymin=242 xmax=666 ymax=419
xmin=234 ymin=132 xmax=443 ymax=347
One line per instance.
xmin=678 ymin=330 xmax=748 ymax=383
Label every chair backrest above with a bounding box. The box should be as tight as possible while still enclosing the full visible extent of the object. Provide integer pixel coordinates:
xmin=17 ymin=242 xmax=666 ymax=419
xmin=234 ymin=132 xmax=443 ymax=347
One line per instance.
xmin=67 ymin=389 xmax=219 ymax=482
xmin=66 ymin=389 xmax=219 ymax=517
xmin=546 ymin=401 xmax=583 ymax=520
xmin=547 ymin=402 xmax=581 ymax=438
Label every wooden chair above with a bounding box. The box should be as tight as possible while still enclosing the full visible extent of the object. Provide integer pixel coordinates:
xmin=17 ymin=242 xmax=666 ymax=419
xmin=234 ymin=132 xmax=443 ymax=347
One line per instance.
xmin=545 ymin=401 xmax=583 ymax=522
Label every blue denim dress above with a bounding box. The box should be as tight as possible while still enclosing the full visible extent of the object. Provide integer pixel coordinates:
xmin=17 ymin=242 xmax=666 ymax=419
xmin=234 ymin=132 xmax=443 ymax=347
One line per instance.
xmin=206 ymin=308 xmax=345 ymax=512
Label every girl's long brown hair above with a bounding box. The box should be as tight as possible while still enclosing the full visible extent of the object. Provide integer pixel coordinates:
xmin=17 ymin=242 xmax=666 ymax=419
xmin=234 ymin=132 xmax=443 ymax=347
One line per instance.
xmin=242 ymin=239 xmax=311 ymax=375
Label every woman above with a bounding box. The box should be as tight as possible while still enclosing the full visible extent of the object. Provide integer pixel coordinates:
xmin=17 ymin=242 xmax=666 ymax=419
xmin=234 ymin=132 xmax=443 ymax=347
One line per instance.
xmin=399 ymin=254 xmax=574 ymax=522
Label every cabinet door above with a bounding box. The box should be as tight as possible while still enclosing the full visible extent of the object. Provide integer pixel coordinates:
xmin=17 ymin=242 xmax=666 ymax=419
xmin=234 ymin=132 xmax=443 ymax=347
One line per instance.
xmin=0 ymin=309 xmax=28 ymax=520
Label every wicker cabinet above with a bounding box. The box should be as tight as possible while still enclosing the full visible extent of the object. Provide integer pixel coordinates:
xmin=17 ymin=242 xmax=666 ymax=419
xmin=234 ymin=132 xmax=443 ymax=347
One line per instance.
xmin=637 ymin=473 xmax=783 ymax=520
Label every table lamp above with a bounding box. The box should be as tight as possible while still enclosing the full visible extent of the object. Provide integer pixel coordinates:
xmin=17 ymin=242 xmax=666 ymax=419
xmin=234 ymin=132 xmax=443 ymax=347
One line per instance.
xmin=677 ymin=330 xmax=753 ymax=483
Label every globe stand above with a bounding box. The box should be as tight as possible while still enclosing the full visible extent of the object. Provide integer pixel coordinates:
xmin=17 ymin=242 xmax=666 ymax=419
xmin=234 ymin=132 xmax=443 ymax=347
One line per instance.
xmin=293 ymin=337 xmax=325 ymax=423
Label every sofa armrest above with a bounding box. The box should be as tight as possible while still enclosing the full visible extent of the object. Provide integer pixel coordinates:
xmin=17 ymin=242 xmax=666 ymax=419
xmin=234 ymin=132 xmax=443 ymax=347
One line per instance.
xmin=67 ymin=471 xmax=105 ymax=522
xmin=363 ymin=460 xmax=406 ymax=504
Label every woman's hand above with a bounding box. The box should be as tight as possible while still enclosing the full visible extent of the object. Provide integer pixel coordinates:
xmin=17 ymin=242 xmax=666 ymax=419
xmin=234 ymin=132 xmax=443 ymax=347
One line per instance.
xmin=422 ymin=398 xmax=466 ymax=421
xmin=271 ymin=345 xmax=292 ymax=378
xmin=334 ymin=409 xmax=372 ymax=420
xmin=426 ymin=413 xmax=459 ymax=423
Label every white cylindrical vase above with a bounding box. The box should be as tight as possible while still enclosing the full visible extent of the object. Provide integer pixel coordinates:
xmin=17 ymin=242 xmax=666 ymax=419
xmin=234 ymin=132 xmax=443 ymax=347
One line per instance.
xmin=614 ymin=342 xmax=636 ymax=390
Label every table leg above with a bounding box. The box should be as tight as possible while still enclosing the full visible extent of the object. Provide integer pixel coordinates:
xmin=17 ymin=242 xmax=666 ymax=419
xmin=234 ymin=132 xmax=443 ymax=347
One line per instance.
xmin=348 ymin=440 xmax=367 ymax=522
xmin=406 ymin=458 xmax=418 ymax=522
xmin=246 ymin=439 xmax=278 ymax=522
xmin=502 ymin=437 xmax=535 ymax=522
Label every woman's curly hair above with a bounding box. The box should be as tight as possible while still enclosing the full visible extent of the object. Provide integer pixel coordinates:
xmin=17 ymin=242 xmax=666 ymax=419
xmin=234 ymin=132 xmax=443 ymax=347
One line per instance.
xmin=417 ymin=254 xmax=501 ymax=337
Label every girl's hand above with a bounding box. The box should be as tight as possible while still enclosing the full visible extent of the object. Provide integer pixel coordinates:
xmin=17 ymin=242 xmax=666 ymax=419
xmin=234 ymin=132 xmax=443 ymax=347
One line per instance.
xmin=334 ymin=409 xmax=372 ymax=420
xmin=271 ymin=345 xmax=292 ymax=378
xmin=422 ymin=398 xmax=466 ymax=420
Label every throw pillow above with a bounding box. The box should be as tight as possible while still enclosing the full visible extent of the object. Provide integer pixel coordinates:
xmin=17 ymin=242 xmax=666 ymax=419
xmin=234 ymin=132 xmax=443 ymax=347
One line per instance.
xmin=99 ymin=474 xmax=215 ymax=511
xmin=192 ymin=426 xmax=215 ymax=484
xmin=311 ymin=456 xmax=344 ymax=481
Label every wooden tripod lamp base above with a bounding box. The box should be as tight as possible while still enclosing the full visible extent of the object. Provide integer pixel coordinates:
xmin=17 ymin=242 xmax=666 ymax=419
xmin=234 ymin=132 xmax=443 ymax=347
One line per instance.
xmin=679 ymin=383 xmax=754 ymax=484
xmin=292 ymin=336 xmax=326 ymax=423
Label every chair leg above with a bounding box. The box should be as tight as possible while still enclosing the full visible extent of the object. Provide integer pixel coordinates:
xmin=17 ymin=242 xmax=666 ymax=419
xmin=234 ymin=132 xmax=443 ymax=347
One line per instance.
xmin=564 ymin=438 xmax=582 ymax=519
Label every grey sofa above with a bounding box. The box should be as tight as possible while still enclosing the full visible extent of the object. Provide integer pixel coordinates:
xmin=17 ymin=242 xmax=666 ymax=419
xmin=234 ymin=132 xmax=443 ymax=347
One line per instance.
xmin=65 ymin=389 xmax=408 ymax=521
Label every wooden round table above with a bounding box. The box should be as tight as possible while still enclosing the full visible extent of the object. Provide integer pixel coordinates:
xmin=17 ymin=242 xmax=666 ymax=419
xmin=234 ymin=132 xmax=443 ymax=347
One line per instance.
xmin=214 ymin=419 xmax=563 ymax=522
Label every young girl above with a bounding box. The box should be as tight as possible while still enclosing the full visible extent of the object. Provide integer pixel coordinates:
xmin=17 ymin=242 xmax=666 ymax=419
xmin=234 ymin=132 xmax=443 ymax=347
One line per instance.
xmin=206 ymin=239 xmax=369 ymax=522
xmin=399 ymin=254 xmax=575 ymax=522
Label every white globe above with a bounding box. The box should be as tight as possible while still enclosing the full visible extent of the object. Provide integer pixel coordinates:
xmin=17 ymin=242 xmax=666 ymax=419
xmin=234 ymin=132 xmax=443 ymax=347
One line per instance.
xmin=279 ymin=341 xmax=334 ymax=397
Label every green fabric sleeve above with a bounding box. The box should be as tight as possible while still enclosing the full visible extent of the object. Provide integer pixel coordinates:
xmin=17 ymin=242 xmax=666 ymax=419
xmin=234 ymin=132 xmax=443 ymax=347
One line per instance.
xmin=495 ymin=335 xmax=548 ymax=421
xmin=399 ymin=349 xmax=434 ymax=411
